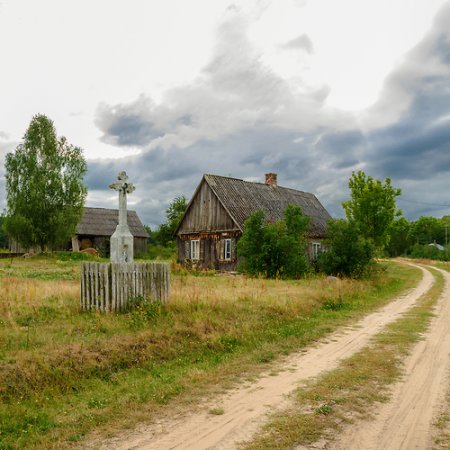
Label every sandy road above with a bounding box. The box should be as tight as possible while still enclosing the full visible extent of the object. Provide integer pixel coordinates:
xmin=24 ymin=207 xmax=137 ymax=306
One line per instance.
xmin=95 ymin=264 xmax=434 ymax=450
xmin=332 ymin=266 xmax=450 ymax=450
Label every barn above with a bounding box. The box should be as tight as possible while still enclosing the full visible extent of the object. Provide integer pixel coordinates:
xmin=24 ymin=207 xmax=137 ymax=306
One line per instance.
xmin=73 ymin=207 xmax=149 ymax=257
xmin=175 ymin=173 xmax=332 ymax=271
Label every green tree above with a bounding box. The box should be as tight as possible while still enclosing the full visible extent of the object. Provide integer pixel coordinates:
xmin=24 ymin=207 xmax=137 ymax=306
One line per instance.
xmin=343 ymin=171 xmax=401 ymax=251
xmin=318 ymin=219 xmax=374 ymax=277
xmin=153 ymin=195 xmax=188 ymax=247
xmin=409 ymin=216 xmax=445 ymax=245
xmin=0 ymin=215 xmax=8 ymax=249
xmin=237 ymin=205 xmax=310 ymax=279
xmin=386 ymin=217 xmax=411 ymax=257
xmin=4 ymin=114 xmax=87 ymax=251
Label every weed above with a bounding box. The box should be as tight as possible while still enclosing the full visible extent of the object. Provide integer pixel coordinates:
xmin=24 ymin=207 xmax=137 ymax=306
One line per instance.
xmin=209 ymin=407 xmax=225 ymax=415
xmin=316 ymin=404 xmax=333 ymax=415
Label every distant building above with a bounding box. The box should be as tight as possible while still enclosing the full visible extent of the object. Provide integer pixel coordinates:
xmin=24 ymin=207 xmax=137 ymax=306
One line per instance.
xmin=428 ymin=242 xmax=445 ymax=251
xmin=73 ymin=207 xmax=148 ymax=256
xmin=175 ymin=173 xmax=331 ymax=271
xmin=9 ymin=207 xmax=149 ymax=256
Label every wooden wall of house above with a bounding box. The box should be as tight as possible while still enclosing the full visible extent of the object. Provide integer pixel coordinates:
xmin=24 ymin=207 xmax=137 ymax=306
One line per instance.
xmin=75 ymin=235 xmax=148 ymax=258
xmin=177 ymin=235 xmax=239 ymax=271
xmin=177 ymin=181 xmax=238 ymax=234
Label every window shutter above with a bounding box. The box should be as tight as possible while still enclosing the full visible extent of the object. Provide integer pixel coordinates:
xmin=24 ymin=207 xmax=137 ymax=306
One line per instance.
xmin=199 ymin=239 xmax=205 ymax=261
xmin=231 ymin=238 xmax=237 ymax=260
xmin=185 ymin=240 xmax=190 ymax=259
xmin=219 ymin=239 xmax=225 ymax=261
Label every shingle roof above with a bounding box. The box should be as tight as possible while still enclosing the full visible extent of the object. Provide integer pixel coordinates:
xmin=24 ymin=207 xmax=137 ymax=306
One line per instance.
xmin=76 ymin=207 xmax=149 ymax=238
xmin=204 ymin=174 xmax=331 ymax=237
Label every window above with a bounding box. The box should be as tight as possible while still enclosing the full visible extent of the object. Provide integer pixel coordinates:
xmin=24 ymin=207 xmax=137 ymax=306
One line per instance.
xmin=224 ymin=238 xmax=232 ymax=260
xmin=190 ymin=240 xmax=200 ymax=260
xmin=312 ymin=242 xmax=321 ymax=260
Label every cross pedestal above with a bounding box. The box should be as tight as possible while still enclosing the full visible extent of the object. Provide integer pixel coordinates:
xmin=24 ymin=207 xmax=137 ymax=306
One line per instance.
xmin=109 ymin=171 xmax=136 ymax=263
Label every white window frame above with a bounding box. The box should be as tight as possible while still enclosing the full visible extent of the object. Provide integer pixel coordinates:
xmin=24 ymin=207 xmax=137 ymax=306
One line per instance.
xmin=190 ymin=240 xmax=200 ymax=260
xmin=312 ymin=242 xmax=321 ymax=260
xmin=224 ymin=238 xmax=232 ymax=260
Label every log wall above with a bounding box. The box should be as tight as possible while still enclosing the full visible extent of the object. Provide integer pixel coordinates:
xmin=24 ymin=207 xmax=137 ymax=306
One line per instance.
xmin=80 ymin=262 xmax=170 ymax=312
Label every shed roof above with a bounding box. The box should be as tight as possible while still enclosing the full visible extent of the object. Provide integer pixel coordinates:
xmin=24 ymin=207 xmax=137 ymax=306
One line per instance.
xmin=76 ymin=207 xmax=149 ymax=238
xmin=179 ymin=174 xmax=332 ymax=237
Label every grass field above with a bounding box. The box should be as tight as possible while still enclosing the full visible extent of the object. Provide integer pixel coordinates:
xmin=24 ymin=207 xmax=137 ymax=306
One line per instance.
xmin=0 ymin=254 xmax=421 ymax=449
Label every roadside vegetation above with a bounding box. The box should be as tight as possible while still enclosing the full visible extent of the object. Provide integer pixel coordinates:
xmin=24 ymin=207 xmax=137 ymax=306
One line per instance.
xmin=386 ymin=215 xmax=450 ymax=261
xmin=0 ymin=256 xmax=419 ymax=449
xmin=242 ymin=267 xmax=445 ymax=449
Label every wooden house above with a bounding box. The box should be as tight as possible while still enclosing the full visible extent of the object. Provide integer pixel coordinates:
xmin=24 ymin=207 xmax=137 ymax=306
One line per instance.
xmin=176 ymin=173 xmax=332 ymax=271
xmin=72 ymin=207 xmax=149 ymax=256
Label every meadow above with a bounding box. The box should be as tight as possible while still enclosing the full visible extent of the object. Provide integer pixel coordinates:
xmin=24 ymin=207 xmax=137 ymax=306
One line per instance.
xmin=0 ymin=254 xmax=421 ymax=449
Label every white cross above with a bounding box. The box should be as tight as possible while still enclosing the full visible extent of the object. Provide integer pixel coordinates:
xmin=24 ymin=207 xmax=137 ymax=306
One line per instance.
xmin=109 ymin=171 xmax=135 ymax=226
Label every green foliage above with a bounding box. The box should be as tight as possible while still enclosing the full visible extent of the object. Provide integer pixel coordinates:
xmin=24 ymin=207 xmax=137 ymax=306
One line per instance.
xmin=318 ymin=219 xmax=374 ymax=278
xmin=343 ymin=171 xmax=401 ymax=251
xmin=409 ymin=216 xmax=446 ymax=245
xmin=237 ymin=205 xmax=310 ymax=278
xmin=4 ymin=114 xmax=87 ymax=251
xmin=0 ymin=215 xmax=8 ymax=249
xmin=126 ymin=296 xmax=163 ymax=329
xmin=385 ymin=217 xmax=412 ymax=257
xmin=409 ymin=243 xmax=448 ymax=261
xmin=385 ymin=215 xmax=450 ymax=260
xmin=148 ymin=196 xmax=188 ymax=249
xmin=146 ymin=243 xmax=176 ymax=260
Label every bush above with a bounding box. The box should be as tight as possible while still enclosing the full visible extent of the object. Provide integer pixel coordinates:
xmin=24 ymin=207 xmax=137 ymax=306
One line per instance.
xmin=408 ymin=244 xmax=449 ymax=261
xmin=318 ymin=219 xmax=374 ymax=278
xmin=237 ymin=205 xmax=310 ymax=279
xmin=146 ymin=243 xmax=176 ymax=260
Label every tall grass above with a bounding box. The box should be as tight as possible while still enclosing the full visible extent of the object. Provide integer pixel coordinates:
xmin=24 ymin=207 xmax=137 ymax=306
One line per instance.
xmin=0 ymin=256 xmax=420 ymax=449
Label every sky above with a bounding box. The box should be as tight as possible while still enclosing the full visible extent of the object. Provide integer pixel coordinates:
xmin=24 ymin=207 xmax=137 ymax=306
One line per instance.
xmin=1 ymin=0 xmax=450 ymax=228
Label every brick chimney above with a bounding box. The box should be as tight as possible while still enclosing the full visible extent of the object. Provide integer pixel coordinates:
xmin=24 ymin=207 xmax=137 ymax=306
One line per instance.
xmin=265 ymin=173 xmax=277 ymax=187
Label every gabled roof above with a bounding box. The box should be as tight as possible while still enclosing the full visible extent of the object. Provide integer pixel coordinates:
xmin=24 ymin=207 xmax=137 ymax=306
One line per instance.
xmin=178 ymin=174 xmax=331 ymax=237
xmin=76 ymin=207 xmax=149 ymax=238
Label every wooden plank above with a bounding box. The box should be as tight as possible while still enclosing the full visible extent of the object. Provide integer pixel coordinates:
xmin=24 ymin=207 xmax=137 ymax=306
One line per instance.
xmin=80 ymin=263 xmax=85 ymax=310
xmin=94 ymin=264 xmax=100 ymax=311
xmin=86 ymin=263 xmax=91 ymax=310
xmin=104 ymin=264 xmax=110 ymax=313
xmin=111 ymin=263 xmax=117 ymax=312
xmin=99 ymin=264 xmax=104 ymax=312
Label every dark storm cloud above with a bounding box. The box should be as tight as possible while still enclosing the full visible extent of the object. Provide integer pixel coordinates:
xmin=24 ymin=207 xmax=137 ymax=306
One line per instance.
xmin=95 ymin=96 xmax=163 ymax=147
xmin=361 ymin=3 xmax=450 ymax=187
xmin=349 ymin=3 xmax=450 ymax=218
xmin=87 ymin=3 xmax=450 ymax=225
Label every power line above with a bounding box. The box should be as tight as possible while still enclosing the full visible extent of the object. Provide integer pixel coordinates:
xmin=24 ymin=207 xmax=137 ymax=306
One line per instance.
xmin=397 ymin=198 xmax=450 ymax=207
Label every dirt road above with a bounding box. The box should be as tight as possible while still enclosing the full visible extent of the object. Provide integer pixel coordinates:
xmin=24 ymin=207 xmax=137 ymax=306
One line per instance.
xmin=96 ymin=264 xmax=437 ymax=450
xmin=332 ymin=266 xmax=450 ymax=450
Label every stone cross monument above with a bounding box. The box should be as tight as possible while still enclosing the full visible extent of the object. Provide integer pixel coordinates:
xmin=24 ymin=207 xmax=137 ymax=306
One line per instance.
xmin=109 ymin=171 xmax=136 ymax=263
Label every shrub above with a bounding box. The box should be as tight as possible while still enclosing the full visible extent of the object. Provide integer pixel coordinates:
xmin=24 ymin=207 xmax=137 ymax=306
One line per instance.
xmin=318 ymin=219 xmax=374 ymax=278
xmin=408 ymin=243 xmax=448 ymax=261
xmin=237 ymin=205 xmax=310 ymax=279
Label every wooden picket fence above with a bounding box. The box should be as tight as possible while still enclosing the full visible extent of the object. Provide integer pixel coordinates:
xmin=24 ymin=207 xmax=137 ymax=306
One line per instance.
xmin=80 ymin=262 xmax=170 ymax=312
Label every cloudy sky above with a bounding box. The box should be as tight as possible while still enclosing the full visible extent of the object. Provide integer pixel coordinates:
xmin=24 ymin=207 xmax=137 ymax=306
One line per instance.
xmin=1 ymin=0 xmax=450 ymax=227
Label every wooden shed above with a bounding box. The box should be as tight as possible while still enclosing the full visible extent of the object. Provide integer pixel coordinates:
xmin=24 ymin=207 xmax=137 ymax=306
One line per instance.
xmin=176 ymin=173 xmax=332 ymax=271
xmin=73 ymin=207 xmax=149 ymax=257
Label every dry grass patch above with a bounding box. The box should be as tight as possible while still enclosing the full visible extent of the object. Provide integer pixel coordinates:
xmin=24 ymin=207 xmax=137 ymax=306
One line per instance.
xmin=0 ymin=256 xmax=421 ymax=449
